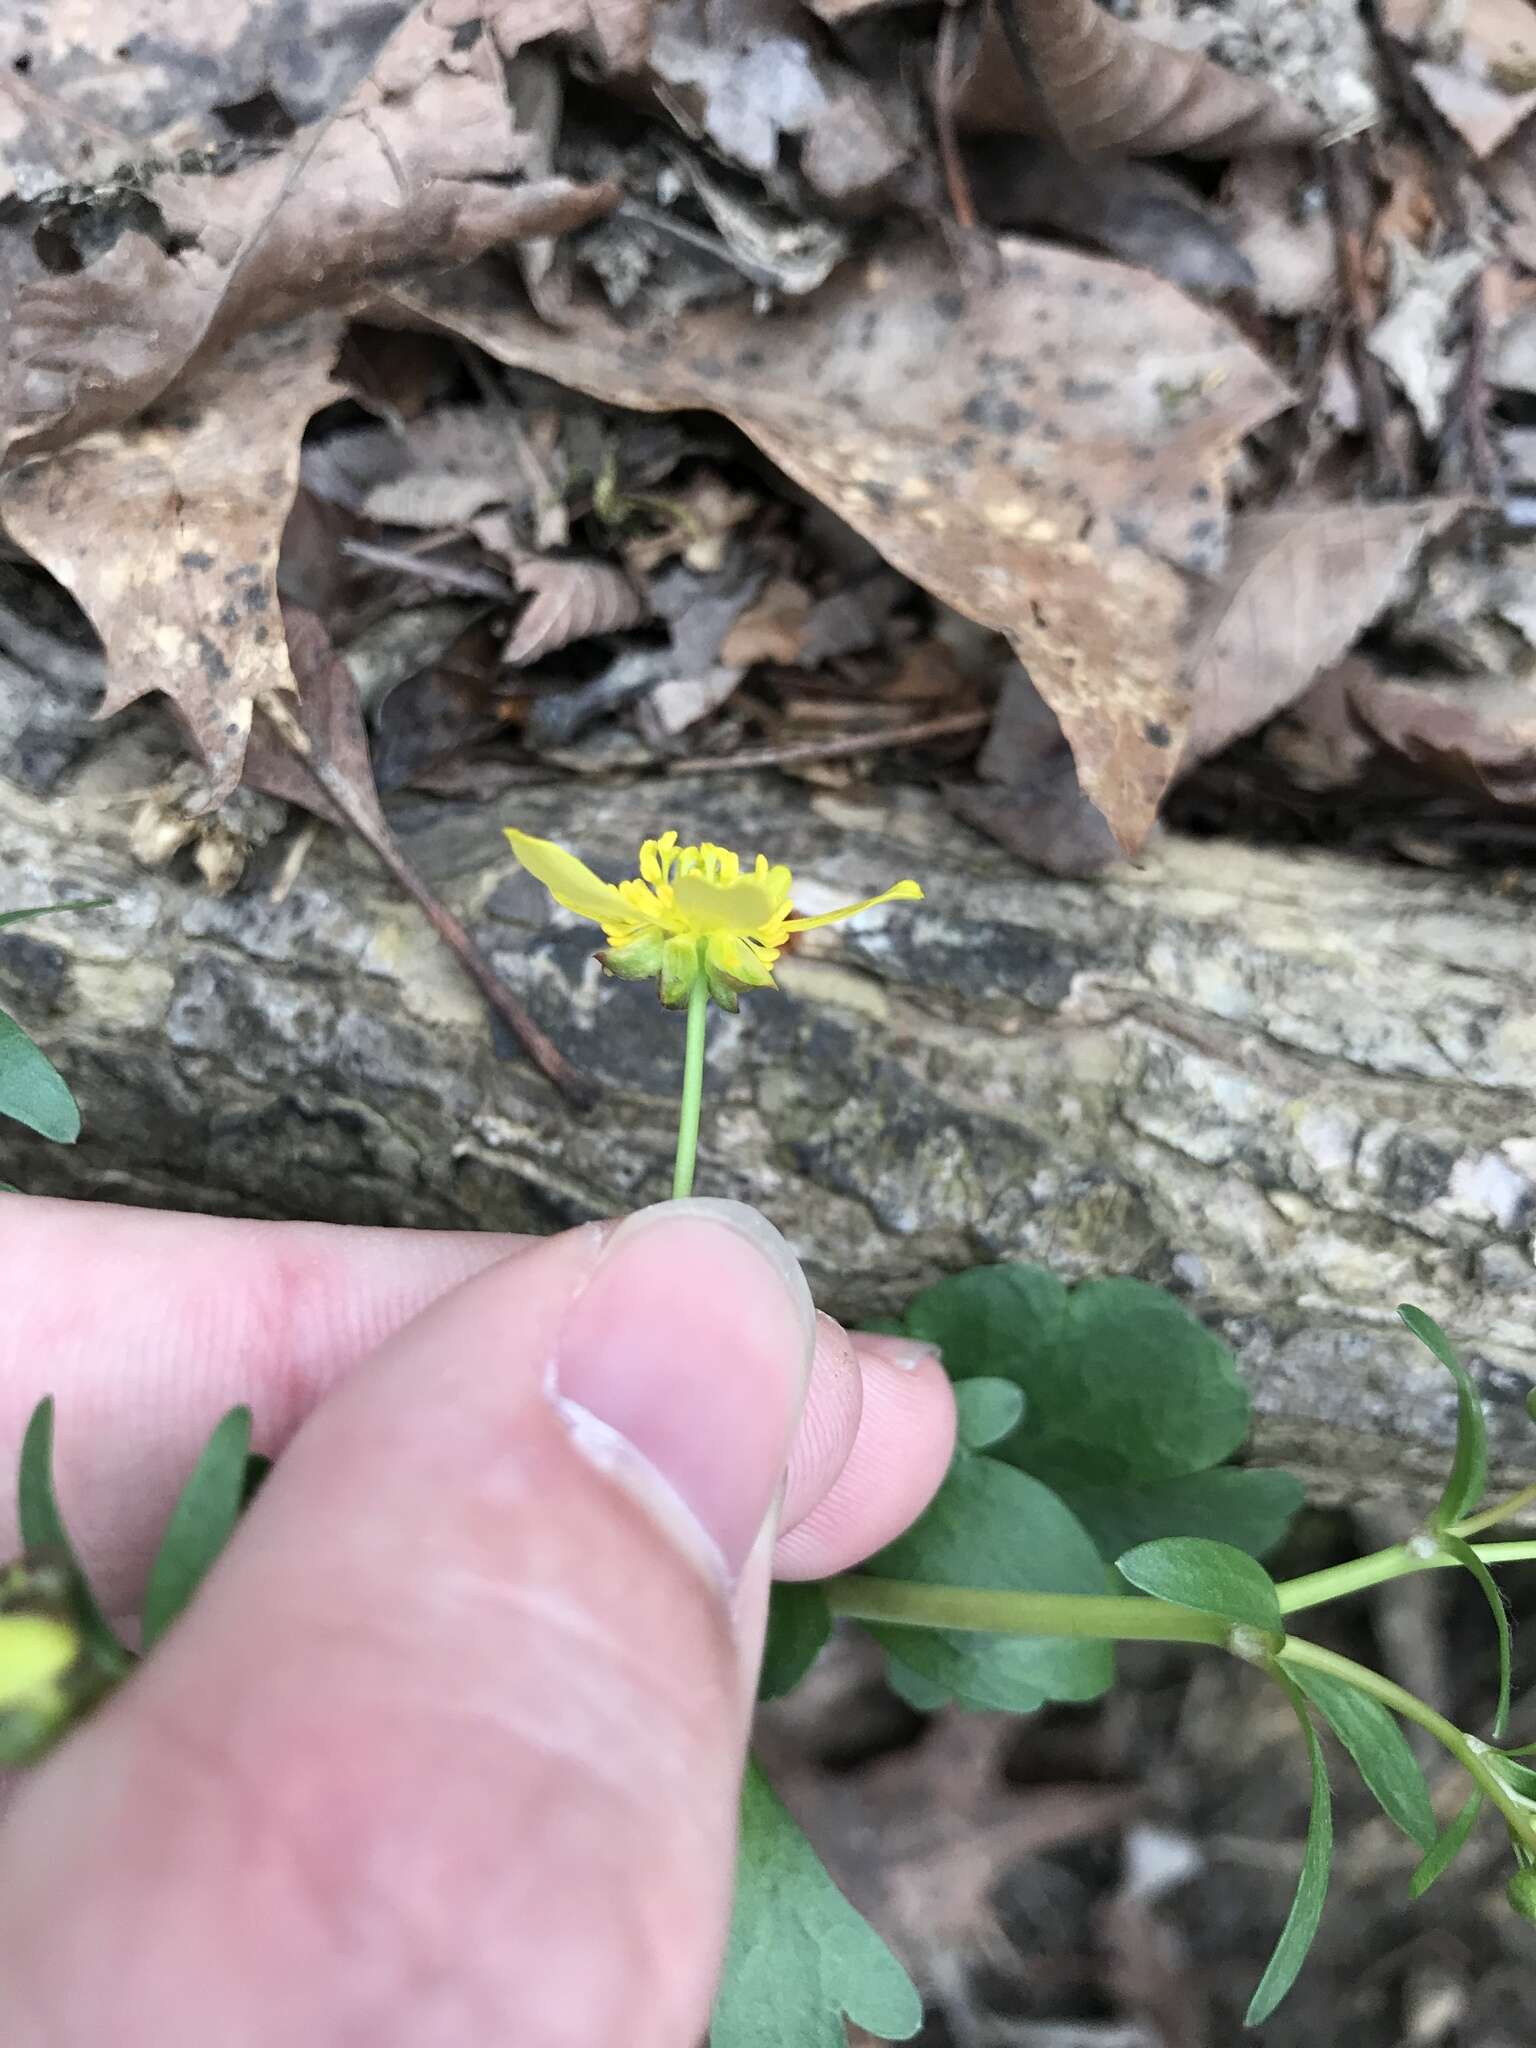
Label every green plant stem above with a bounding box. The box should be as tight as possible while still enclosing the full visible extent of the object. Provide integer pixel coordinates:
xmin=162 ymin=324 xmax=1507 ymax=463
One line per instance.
xmin=671 ymin=973 xmax=710 ymax=1200
xmin=1276 ymin=1637 xmax=1536 ymax=1849
xmin=1278 ymin=1539 xmax=1536 ymax=1615
xmin=1457 ymin=1484 xmax=1536 ymax=1539
xmin=824 ymin=1576 xmax=1230 ymax=1646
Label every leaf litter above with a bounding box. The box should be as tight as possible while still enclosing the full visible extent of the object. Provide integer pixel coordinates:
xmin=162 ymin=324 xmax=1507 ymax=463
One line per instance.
xmin=0 ymin=0 xmax=1533 ymax=1069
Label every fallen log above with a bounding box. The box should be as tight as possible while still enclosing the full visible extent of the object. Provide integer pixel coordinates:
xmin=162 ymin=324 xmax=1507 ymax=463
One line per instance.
xmin=4 ymin=666 xmax=1535 ymax=1508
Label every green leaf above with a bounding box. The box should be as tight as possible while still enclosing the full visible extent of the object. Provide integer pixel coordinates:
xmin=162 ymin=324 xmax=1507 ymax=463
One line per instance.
xmin=1439 ymin=1533 xmax=1512 ymax=1741
xmin=1117 ymin=1536 xmax=1283 ymax=1637
xmin=1245 ymin=1674 xmax=1333 ymax=2027
xmin=883 ymin=1656 xmax=953 ymax=1712
xmin=1289 ymin=1665 xmax=1437 ymax=1851
xmin=17 ymin=1399 xmax=126 ymax=1667
xmin=1398 ymin=1306 xmax=1487 ymax=1531
xmin=1410 ymin=1789 xmax=1483 ymax=1898
xmin=0 ymin=1008 xmax=79 ymax=1143
xmin=713 ymin=1758 xmax=923 ymax=2048
xmin=953 ymin=1378 xmax=1025 ymax=1452
xmin=760 ymin=1584 xmax=833 ymax=1702
xmin=904 ymin=1263 xmax=1068 ymax=1380
xmin=0 ymin=899 xmax=110 ymax=930
xmin=141 ymin=1408 xmax=252 ymax=1649
xmin=861 ymin=1452 xmax=1114 ymax=1712
xmin=1066 ymin=1468 xmax=1306 ymax=1573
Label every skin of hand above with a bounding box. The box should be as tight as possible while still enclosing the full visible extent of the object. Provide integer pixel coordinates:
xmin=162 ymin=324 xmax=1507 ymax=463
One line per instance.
xmin=0 ymin=1194 xmax=955 ymax=2046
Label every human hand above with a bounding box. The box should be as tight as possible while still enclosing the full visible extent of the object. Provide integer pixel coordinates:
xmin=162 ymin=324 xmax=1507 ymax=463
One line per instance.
xmin=0 ymin=1195 xmax=954 ymax=2045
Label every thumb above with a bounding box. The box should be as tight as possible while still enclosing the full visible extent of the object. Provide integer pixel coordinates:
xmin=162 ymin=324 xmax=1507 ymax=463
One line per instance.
xmin=0 ymin=1200 xmax=815 ymax=2048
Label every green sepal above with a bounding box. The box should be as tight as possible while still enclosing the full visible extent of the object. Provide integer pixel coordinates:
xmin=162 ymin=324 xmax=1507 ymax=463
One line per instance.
xmin=598 ymin=931 xmax=665 ymax=983
xmin=142 ymin=1407 xmax=254 ymax=1649
xmin=17 ymin=1399 xmax=128 ymax=1671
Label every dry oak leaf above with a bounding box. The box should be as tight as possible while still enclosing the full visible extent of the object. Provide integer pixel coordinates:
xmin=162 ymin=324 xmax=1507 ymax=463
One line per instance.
xmin=1347 ymin=667 xmax=1536 ymax=804
xmin=2 ymin=1 xmax=618 ymax=460
xmin=501 ymin=556 xmax=649 ymax=666
xmin=1182 ymin=499 xmax=1468 ymax=764
xmin=955 ymin=0 xmax=1322 ymax=157
xmin=392 ymin=236 xmax=1289 ymax=846
xmin=0 ymin=318 xmax=342 ymax=803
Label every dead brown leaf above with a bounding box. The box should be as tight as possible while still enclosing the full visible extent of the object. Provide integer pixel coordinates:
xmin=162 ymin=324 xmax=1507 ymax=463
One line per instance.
xmin=718 ymin=577 xmax=813 ymax=666
xmin=247 ymin=605 xmax=594 ymax=1102
xmin=1183 ymin=500 xmax=1468 ymax=764
xmin=1 ymin=4 xmax=618 ymax=460
xmin=501 ymin=556 xmax=648 ymax=666
xmin=1387 ymin=0 xmax=1536 ymax=156
xmin=955 ymin=0 xmax=1322 ymax=157
xmin=950 ymin=668 xmax=1122 ymax=877
xmin=392 ymin=236 xmax=1289 ymax=848
xmin=0 ymin=317 xmax=342 ymax=801
xmin=1347 ymin=666 xmax=1536 ymax=802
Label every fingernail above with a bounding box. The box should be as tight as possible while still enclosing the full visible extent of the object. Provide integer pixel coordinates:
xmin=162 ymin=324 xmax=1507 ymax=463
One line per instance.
xmin=856 ymin=1333 xmax=943 ymax=1373
xmin=554 ymin=1199 xmax=816 ymax=1579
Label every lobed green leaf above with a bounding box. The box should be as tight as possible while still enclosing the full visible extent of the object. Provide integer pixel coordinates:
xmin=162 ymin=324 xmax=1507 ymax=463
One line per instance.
xmin=953 ymin=1378 xmax=1025 ymax=1452
xmin=713 ymin=1758 xmax=922 ymax=2048
xmin=1066 ymin=1468 xmax=1305 ymax=1570
xmin=1245 ymin=1675 xmax=1333 ymax=2027
xmin=760 ymin=1584 xmax=833 ymax=1702
xmin=1117 ymin=1536 xmax=1283 ymax=1637
xmin=141 ymin=1407 xmax=253 ymax=1649
xmin=862 ymin=1452 xmax=1114 ymax=1713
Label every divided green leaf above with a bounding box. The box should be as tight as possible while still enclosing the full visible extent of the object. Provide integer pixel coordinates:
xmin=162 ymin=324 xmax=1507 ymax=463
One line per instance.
xmin=16 ymin=1398 xmax=126 ymax=1669
xmin=1410 ymin=1789 xmax=1483 ymax=1898
xmin=1398 ymin=1306 xmax=1487 ymax=1531
xmin=1289 ymin=1665 xmax=1436 ymax=1851
xmin=1067 ymin=1468 xmax=1305 ymax=1570
xmin=861 ymin=1451 xmax=1114 ymax=1712
xmin=1117 ymin=1536 xmax=1283 ymax=1637
xmin=953 ymin=1377 xmax=1025 ymax=1452
xmin=760 ymin=1584 xmax=833 ymax=1702
xmin=0 ymin=1009 xmax=79 ymax=1144
xmin=713 ymin=1758 xmax=922 ymax=2048
xmin=141 ymin=1407 xmax=253 ymax=1649
xmin=1245 ymin=1675 xmax=1333 ymax=2027
xmin=1438 ymin=1533 xmax=1512 ymax=1741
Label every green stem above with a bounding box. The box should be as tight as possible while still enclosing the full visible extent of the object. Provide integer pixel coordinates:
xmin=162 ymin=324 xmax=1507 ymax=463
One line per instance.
xmin=1276 ymin=1637 xmax=1536 ymax=1849
xmin=825 ymin=1575 xmax=1230 ymax=1647
xmin=1457 ymin=1483 xmax=1536 ymax=1539
xmin=1279 ymin=1539 xmax=1536 ymax=1615
xmin=671 ymin=972 xmax=710 ymax=1200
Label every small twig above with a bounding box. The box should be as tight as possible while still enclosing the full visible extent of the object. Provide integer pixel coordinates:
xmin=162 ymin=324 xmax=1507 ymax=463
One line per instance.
xmin=665 ymin=708 xmax=989 ymax=776
xmin=1322 ymin=139 xmax=1412 ymax=497
xmin=340 ymin=539 xmax=516 ymax=601
xmin=933 ymin=2 xmax=978 ymax=231
xmin=1445 ymin=266 xmax=1497 ymax=497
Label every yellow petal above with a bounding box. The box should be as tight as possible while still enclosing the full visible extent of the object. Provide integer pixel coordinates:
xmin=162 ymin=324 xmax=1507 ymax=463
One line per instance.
xmin=781 ymin=879 xmax=924 ymax=933
xmin=673 ymin=871 xmax=786 ymax=935
xmin=504 ymin=828 xmax=627 ymax=924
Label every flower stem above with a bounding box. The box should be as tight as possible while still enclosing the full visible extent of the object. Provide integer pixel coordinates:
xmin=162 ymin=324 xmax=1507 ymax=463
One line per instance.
xmin=672 ymin=972 xmax=710 ymax=1200
xmin=1278 ymin=1538 xmax=1536 ymax=1615
xmin=824 ymin=1575 xmax=1230 ymax=1646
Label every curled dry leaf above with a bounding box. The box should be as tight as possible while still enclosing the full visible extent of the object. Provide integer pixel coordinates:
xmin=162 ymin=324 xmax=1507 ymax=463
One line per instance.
xmin=501 ymin=555 xmax=648 ymax=666
xmin=1366 ymin=242 xmax=1486 ymax=437
xmin=394 ymin=237 xmax=1289 ymax=848
xmin=1347 ymin=668 xmax=1536 ymax=804
xmin=1 ymin=4 xmax=619 ymax=459
xmin=0 ymin=317 xmax=342 ymax=802
xmin=955 ymin=0 xmax=1322 ymax=157
xmin=1183 ymin=500 xmax=1468 ymax=764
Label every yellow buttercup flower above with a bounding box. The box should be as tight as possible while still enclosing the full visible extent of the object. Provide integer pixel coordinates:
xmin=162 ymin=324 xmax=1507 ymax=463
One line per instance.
xmin=505 ymin=827 xmax=923 ymax=1009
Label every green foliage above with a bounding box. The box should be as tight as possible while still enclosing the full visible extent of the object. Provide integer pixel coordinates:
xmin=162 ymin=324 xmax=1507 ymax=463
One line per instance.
xmin=0 ymin=900 xmax=107 ymax=1156
xmin=1289 ymin=1666 xmax=1436 ymax=1852
xmin=952 ymin=1377 xmax=1025 ymax=1452
xmin=1410 ymin=1790 xmax=1484 ymax=1898
xmin=1067 ymin=1468 xmax=1305 ymax=1571
xmin=861 ymin=1451 xmax=1113 ymax=1712
xmin=1398 ymin=1306 xmax=1488 ymax=1531
xmin=142 ymin=1408 xmax=253 ymax=1649
xmin=1439 ymin=1533 xmax=1512 ymax=1741
xmin=713 ymin=1759 xmax=922 ymax=2048
xmin=1245 ymin=1676 xmax=1333 ymax=2028
xmin=17 ymin=1399 xmax=127 ymax=1671
xmin=760 ymin=1584 xmax=833 ymax=1702
xmin=0 ymin=1009 xmax=79 ymax=1144
xmin=1117 ymin=1536 xmax=1283 ymax=1637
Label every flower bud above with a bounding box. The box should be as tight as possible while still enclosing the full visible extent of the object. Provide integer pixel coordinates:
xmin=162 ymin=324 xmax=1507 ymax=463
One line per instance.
xmin=1506 ymin=1870 xmax=1536 ymax=1922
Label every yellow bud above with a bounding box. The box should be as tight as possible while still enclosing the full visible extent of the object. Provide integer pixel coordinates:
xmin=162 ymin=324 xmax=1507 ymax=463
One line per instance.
xmin=0 ymin=1612 xmax=78 ymax=1708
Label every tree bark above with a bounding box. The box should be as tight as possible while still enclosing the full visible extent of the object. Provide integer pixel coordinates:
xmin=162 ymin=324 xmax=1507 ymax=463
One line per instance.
xmin=5 ymin=667 xmax=1536 ymax=1507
